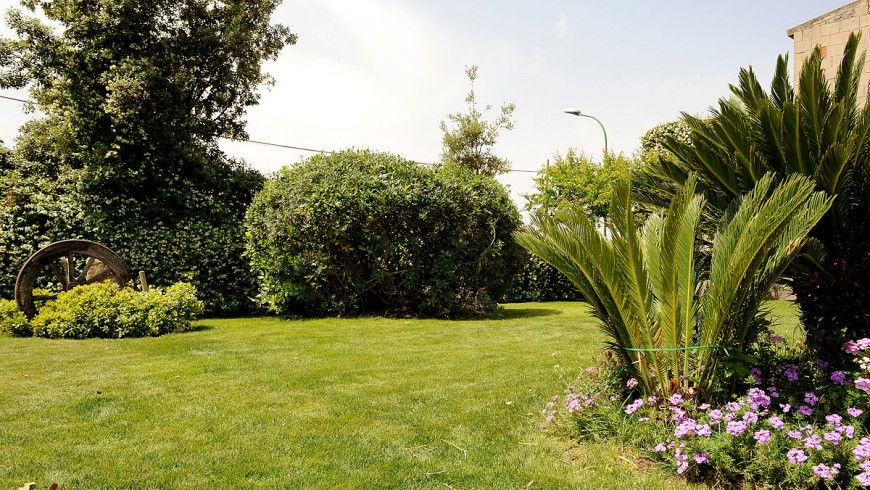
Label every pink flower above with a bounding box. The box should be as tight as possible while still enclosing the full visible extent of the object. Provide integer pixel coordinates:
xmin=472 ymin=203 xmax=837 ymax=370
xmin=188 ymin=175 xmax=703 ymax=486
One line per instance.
xmin=848 ymin=407 xmax=864 ymax=417
xmin=780 ymin=403 xmax=792 ymax=413
xmin=624 ymin=398 xmax=644 ymax=415
xmin=857 ymin=472 xmax=870 ymax=486
xmin=813 ymin=463 xmax=839 ymax=481
xmin=743 ymin=411 xmax=759 ymax=424
xmin=854 ymin=438 xmax=870 ymax=459
xmin=676 ymin=461 xmax=688 ymax=474
xmin=843 ymin=341 xmax=859 ymax=354
xmin=787 ymin=448 xmax=808 ymax=465
xmin=626 ymin=378 xmax=638 ymax=389
xmin=654 ymin=443 xmax=667 ymax=452
xmin=804 ymin=434 xmax=822 ymax=450
xmin=708 ymin=409 xmax=723 ymax=420
xmin=823 ymin=431 xmax=841 ymax=445
xmin=855 ymin=378 xmax=870 ymax=394
xmin=693 ymin=452 xmax=709 ymax=464
xmin=768 ymin=416 xmax=785 ymax=429
xmin=726 ymin=421 xmax=747 ymax=436
xmin=836 ymin=425 xmax=856 ymax=439
xmin=857 ymin=338 xmax=870 ymax=350
xmin=669 ymin=394 xmax=683 ymax=406
xmin=754 ymin=430 xmax=771 ymax=443
xmin=787 ymin=429 xmax=803 ymax=439
xmin=826 ymin=414 xmax=842 ymax=427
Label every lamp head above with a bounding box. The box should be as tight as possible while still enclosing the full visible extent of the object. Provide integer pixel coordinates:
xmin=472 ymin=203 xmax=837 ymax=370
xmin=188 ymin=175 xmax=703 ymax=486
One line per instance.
xmin=564 ymin=108 xmax=582 ymax=116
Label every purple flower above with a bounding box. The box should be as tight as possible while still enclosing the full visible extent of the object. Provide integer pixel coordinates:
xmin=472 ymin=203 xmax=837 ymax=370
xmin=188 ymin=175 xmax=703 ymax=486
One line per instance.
xmin=823 ymin=431 xmax=841 ymax=445
xmin=831 ymin=371 xmax=848 ymax=385
xmin=624 ymin=398 xmax=644 ymax=415
xmin=747 ymin=388 xmax=771 ymax=410
xmin=837 ymin=425 xmax=856 ymax=439
xmin=743 ymin=411 xmax=759 ymax=424
xmin=804 ymin=392 xmax=818 ymax=406
xmin=816 ymin=359 xmax=829 ymax=369
xmin=769 ymin=416 xmax=785 ymax=429
xmin=858 ymin=338 xmax=870 ymax=350
xmin=654 ymin=443 xmax=667 ymax=452
xmin=725 ymin=401 xmax=741 ymax=412
xmin=647 ymin=396 xmax=658 ymax=404
xmin=783 ymin=364 xmax=799 ymax=382
xmin=848 ymin=407 xmax=864 ymax=417
xmin=698 ymin=403 xmax=710 ymax=410
xmin=856 ymin=378 xmax=870 ymax=394
xmin=787 ymin=448 xmax=808 ymax=465
xmin=674 ymin=419 xmax=697 ymax=438
xmin=676 ymin=461 xmax=688 ymax=474
xmin=638 ymin=417 xmax=650 ymax=422
xmin=843 ymin=341 xmax=859 ymax=354
xmin=750 ymin=368 xmax=762 ymax=384
xmin=813 ymin=463 xmax=838 ymax=481
xmin=780 ymin=403 xmax=792 ymax=413
xmin=771 ymin=335 xmax=784 ymax=343
xmin=857 ymin=472 xmax=870 ymax=486
xmin=797 ymin=405 xmax=813 ymax=417
xmin=787 ymin=429 xmax=803 ymax=439
xmin=854 ymin=438 xmax=870 ymax=459
xmin=693 ymin=452 xmax=709 ymax=464
xmin=860 ymin=460 xmax=870 ymax=472
xmin=826 ymin=414 xmax=843 ymax=427
xmin=754 ymin=430 xmax=771 ymax=443
xmin=696 ymin=424 xmax=712 ymax=437
xmin=709 ymin=409 xmax=723 ymax=420
xmin=804 ymin=434 xmax=822 ymax=450
xmin=626 ymin=378 xmax=638 ymax=389
xmin=726 ymin=421 xmax=747 ymax=436
xmin=669 ymin=393 xmax=683 ymax=406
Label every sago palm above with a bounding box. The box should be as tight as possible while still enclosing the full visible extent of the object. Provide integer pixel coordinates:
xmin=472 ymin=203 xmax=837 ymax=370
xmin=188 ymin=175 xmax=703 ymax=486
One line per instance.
xmin=635 ymin=33 xmax=870 ymax=361
xmin=516 ymin=174 xmax=830 ymax=399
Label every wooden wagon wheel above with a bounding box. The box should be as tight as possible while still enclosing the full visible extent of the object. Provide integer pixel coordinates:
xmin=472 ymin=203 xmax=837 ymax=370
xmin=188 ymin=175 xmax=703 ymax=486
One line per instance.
xmin=14 ymin=240 xmax=132 ymax=319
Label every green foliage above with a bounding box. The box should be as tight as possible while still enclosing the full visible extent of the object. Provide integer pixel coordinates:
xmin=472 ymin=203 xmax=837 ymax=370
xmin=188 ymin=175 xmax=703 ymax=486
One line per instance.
xmin=24 ymin=282 xmax=203 ymax=339
xmin=524 ymin=149 xmax=635 ymax=220
xmin=501 ymin=252 xmax=581 ymax=303
xmin=0 ymin=298 xmax=29 ymax=336
xmin=516 ymin=174 xmax=831 ymax=399
xmin=245 ymin=149 xmax=524 ymax=317
xmin=633 ymin=34 xmax=870 ymax=360
xmin=439 ymin=66 xmax=516 ymax=176
xmin=0 ymin=0 xmax=285 ymax=314
xmin=639 ymin=120 xmax=692 ymax=159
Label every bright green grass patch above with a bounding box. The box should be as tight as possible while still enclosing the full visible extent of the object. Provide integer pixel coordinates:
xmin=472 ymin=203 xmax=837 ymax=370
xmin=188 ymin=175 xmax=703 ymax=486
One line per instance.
xmin=0 ymin=302 xmax=805 ymax=489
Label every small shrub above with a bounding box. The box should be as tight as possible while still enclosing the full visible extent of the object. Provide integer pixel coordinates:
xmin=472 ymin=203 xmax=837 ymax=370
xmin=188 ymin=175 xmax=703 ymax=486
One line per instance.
xmin=27 ymin=282 xmax=202 ymax=339
xmin=0 ymin=299 xmax=31 ymax=336
xmin=501 ymin=252 xmax=581 ymax=303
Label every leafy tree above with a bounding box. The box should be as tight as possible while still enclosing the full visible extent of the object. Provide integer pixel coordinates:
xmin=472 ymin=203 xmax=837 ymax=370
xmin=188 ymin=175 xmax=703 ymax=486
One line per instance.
xmin=524 ymin=149 xmax=635 ymax=231
xmin=634 ymin=34 xmax=870 ymax=363
xmin=517 ymin=174 xmax=830 ymax=400
xmin=0 ymin=0 xmax=293 ymax=314
xmin=439 ymin=66 xmax=515 ymax=176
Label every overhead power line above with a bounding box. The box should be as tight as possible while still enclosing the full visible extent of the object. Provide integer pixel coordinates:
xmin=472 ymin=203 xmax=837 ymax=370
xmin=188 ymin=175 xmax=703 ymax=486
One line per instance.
xmin=0 ymin=92 xmax=542 ymax=174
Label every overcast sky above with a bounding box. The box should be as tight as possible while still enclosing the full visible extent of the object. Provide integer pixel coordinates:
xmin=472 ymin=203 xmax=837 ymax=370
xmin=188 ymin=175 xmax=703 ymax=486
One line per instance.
xmin=0 ymin=0 xmax=850 ymax=208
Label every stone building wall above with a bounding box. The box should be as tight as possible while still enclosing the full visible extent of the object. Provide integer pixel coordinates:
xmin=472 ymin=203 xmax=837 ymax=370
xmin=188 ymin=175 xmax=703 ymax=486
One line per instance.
xmin=788 ymin=0 xmax=870 ymax=105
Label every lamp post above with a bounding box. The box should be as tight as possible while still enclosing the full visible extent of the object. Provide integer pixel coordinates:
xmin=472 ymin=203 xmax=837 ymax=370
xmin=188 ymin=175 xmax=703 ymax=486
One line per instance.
xmin=564 ymin=108 xmax=608 ymax=154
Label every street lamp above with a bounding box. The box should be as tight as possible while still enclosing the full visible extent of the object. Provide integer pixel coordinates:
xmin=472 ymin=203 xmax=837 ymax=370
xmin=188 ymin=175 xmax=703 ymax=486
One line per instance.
xmin=564 ymin=108 xmax=608 ymax=154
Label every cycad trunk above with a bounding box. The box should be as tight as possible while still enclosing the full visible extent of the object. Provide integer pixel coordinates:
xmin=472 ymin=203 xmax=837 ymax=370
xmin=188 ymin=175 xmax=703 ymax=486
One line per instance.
xmin=792 ymin=254 xmax=870 ymax=367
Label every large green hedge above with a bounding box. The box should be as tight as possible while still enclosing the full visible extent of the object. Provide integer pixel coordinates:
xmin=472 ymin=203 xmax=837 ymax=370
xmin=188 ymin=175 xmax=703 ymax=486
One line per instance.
xmin=245 ymin=149 xmax=524 ymax=317
xmin=0 ymin=158 xmax=263 ymax=315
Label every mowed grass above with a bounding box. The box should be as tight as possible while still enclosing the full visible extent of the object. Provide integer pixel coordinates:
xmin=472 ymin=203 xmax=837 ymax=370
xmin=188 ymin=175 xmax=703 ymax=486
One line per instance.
xmin=0 ymin=301 xmax=799 ymax=489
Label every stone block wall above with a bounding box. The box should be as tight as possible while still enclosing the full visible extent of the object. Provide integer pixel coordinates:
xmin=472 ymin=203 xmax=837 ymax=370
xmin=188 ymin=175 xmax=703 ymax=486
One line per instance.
xmin=788 ymin=0 xmax=870 ymax=105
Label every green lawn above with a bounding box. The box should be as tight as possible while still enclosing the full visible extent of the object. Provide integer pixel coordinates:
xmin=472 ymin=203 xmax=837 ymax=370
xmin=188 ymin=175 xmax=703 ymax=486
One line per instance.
xmin=0 ymin=302 xmax=799 ymax=489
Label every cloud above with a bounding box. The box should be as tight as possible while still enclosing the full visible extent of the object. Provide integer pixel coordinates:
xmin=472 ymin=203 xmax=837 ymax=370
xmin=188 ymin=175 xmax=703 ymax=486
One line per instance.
xmin=556 ymin=13 xmax=568 ymax=39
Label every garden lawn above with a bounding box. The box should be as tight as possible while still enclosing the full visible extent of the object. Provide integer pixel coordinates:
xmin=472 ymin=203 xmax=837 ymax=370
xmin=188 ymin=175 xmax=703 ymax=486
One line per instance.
xmin=0 ymin=301 xmax=798 ymax=489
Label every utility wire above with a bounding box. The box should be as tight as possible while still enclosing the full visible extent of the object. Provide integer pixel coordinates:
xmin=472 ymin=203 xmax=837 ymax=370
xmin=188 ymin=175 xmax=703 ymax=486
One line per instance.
xmin=1 ymin=92 xmax=542 ymax=174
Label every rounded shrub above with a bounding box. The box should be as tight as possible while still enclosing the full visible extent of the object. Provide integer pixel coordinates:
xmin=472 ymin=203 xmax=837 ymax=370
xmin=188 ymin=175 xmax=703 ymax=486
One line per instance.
xmin=245 ymin=149 xmax=524 ymax=317
xmin=501 ymin=252 xmax=582 ymax=303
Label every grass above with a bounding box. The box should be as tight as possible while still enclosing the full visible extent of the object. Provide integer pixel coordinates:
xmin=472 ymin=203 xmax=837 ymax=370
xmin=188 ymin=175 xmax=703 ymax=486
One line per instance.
xmin=0 ymin=301 xmax=800 ymax=489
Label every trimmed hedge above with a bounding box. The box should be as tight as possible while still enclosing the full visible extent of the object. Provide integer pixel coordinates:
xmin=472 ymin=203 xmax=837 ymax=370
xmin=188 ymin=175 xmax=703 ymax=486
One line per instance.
xmin=245 ymin=149 xmax=524 ymax=317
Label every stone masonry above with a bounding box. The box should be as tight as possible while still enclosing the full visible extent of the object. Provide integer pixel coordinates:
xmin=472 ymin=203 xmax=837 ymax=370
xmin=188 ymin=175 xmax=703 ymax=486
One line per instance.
xmin=788 ymin=0 xmax=870 ymax=105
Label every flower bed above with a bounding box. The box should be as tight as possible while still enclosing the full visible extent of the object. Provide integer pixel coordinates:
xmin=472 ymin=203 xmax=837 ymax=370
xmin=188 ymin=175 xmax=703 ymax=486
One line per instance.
xmin=545 ymin=334 xmax=870 ymax=488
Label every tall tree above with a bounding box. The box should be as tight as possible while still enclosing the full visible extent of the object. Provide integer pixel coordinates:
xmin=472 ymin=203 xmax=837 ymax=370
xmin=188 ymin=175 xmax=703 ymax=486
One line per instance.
xmin=634 ymin=34 xmax=870 ymax=363
xmin=439 ymin=65 xmax=515 ymax=176
xmin=0 ymin=0 xmax=295 ymax=207
xmin=0 ymin=0 xmax=295 ymax=313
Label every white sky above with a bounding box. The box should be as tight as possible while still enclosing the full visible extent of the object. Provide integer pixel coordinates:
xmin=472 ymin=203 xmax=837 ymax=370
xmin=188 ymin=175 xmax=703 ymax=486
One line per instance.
xmin=0 ymin=0 xmax=850 ymax=209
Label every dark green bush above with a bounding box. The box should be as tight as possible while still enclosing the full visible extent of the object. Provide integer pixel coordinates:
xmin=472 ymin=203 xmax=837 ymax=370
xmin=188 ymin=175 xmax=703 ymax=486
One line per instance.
xmin=245 ymin=149 xmax=524 ymax=317
xmin=6 ymin=282 xmax=204 ymax=339
xmin=0 ymin=160 xmax=263 ymax=315
xmin=501 ymin=252 xmax=582 ymax=303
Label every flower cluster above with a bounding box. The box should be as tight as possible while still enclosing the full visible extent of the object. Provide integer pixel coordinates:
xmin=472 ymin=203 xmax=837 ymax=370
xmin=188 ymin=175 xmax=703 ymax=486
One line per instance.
xmin=542 ymin=337 xmax=870 ymax=487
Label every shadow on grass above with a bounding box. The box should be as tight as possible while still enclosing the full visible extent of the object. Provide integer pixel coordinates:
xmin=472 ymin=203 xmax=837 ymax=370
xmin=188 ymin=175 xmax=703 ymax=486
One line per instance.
xmin=185 ymin=324 xmax=215 ymax=332
xmin=478 ymin=308 xmax=560 ymax=321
